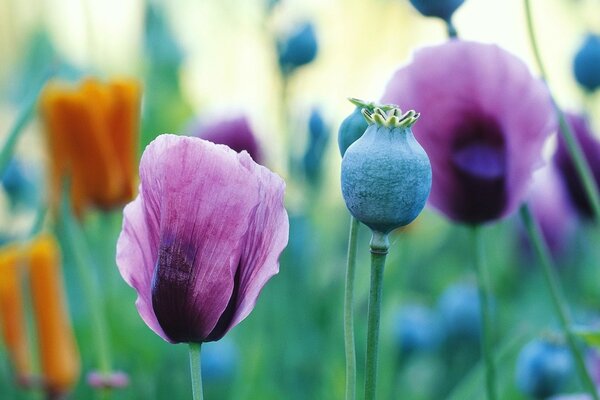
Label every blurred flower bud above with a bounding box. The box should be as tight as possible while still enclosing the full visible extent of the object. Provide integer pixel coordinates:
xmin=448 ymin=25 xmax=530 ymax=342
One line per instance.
xmin=2 ymin=158 xmax=40 ymax=210
xmin=516 ymin=337 xmax=573 ymax=399
xmin=87 ymin=371 xmax=129 ymax=389
xmin=409 ymin=0 xmax=465 ymax=22
xmin=201 ymin=338 xmax=238 ymax=382
xmin=438 ymin=282 xmax=481 ymax=343
xmin=277 ymin=22 xmax=318 ymax=75
xmin=191 ymin=116 xmax=263 ymax=164
xmin=302 ymin=107 xmax=330 ymax=185
xmin=393 ymin=304 xmax=440 ymax=356
xmin=573 ymin=34 xmax=600 ymax=92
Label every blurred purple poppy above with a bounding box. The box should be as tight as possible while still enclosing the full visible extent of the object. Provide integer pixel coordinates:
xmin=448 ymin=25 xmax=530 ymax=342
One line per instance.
xmin=528 ymin=165 xmax=577 ymax=255
xmin=382 ymin=40 xmax=555 ymax=224
xmin=116 ymin=134 xmax=289 ymax=343
xmin=192 ymin=116 xmax=263 ymax=164
xmin=554 ymin=113 xmax=600 ymax=220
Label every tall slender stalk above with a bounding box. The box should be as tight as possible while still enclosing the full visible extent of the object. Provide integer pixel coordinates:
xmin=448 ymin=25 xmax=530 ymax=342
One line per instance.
xmin=523 ymin=0 xmax=600 ymax=221
xmin=59 ymin=196 xmax=113 ymax=379
xmin=189 ymin=343 xmax=204 ymax=400
xmin=344 ymin=216 xmax=359 ymax=400
xmin=364 ymin=231 xmax=389 ymax=400
xmin=520 ymin=204 xmax=599 ymax=400
xmin=471 ymin=226 xmax=497 ymax=400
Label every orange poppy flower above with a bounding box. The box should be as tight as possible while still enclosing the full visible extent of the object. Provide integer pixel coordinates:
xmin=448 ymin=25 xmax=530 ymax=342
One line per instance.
xmin=0 ymin=244 xmax=32 ymax=386
xmin=27 ymin=234 xmax=80 ymax=396
xmin=39 ymin=78 xmax=141 ymax=215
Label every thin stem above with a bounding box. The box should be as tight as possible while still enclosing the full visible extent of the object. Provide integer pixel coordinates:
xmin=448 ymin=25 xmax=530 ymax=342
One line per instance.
xmin=445 ymin=18 xmax=458 ymax=38
xmin=344 ymin=216 xmax=359 ymax=400
xmin=520 ymin=204 xmax=599 ymax=400
xmin=471 ymin=226 xmax=497 ymax=400
xmin=524 ymin=0 xmax=600 ymax=221
xmin=189 ymin=343 xmax=204 ymax=400
xmin=364 ymin=231 xmax=389 ymax=400
xmin=59 ymin=196 xmax=112 ymax=377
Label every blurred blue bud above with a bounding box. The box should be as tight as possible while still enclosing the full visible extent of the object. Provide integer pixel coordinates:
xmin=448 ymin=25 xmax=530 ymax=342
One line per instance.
xmin=302 ymin=108 xmax=330 ymax=185
xmin=201 ymin=338 xmax=238 ymax=382
xmin=266 ymin=0 xmax=281 ymax=13
xmin=516 ymin=338 xmax=573 ymax=399
xmin=393 ymin=304 xmax=440 ymax=356
xmin=573 ymin=34 xmax=600 ymax=92
xmin=277 ymin=22 xmax=318 ymax=75
xmin=2 ymin=159 xmax=39 ymax=210
xmin=437 ymin=283 xmax=481 ymax=343
xmin=409 ymin=0 xmax=465 ymax=21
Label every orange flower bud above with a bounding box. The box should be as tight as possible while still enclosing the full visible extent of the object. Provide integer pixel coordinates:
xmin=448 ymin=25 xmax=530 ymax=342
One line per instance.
xmin=0 ymin=244 xmax=32 ymax=386
xmin=27 ymin=235 xmax=80 ymax=395
xmin=39 ymin=78 xmax=141 ymax=215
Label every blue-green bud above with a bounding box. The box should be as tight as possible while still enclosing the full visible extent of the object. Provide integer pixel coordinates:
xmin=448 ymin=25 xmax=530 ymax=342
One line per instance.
xmin=573 ymin=33 xmax=600 ymax=92
xmin=338 ymin=99 xmax=371 ymax=156
xmin=341 ymin=104 xmax=431 ymax=234
xmin=409 ymin=0 xmax=465 ymax=22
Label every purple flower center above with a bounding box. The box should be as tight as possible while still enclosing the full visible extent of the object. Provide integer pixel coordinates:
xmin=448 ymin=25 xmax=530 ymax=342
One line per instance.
xmin=450 ymin=116 xmax=507 ymax=224
xmin=151 ymin=239 xmax=242 ymax=343
xmin=152 ymin=241 xmax=202 ymax=343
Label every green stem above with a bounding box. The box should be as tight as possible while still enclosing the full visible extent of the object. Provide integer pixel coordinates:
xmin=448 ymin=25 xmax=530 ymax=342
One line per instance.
xmin=471 ymin=226 xmax=497 ymax=400
xmin=0 ymin=89 xmax=39 ymax=178
xmin=524 ymin=0 xmax=600 ymax=221
xmin=59 ymin=196 xmax=112 ymax=377
xmin=344 ymin=216 xmax=359 ymax=400
xmin=189 ymin=343 xmax=204 ymax=400
xmin=364 ymin=231 xmax=389 ymax=400
xmin=520 ymin=204 xmax=599 ymax=400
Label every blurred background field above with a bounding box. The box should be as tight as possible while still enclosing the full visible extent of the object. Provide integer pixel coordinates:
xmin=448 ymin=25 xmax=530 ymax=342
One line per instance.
xmin=1 ymin=0 xmax=600 ymax=399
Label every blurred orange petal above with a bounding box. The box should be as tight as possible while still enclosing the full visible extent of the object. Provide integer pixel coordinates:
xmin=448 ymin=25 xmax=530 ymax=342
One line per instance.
xmin=40 ymin=78 xmax=141 ymax=215
xmin=0 ymin=244 xmax=32 ymax=386
xmin=27 ymin=234 xmax=80 ymax=395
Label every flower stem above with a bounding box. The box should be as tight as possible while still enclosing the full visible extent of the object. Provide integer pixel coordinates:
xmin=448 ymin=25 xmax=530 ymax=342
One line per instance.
xmin=446 ymin=19 xmax=458 ymax=38
xmin=471 ymin=226 xmax=497 ymax=400
xmin=344 ymin=216 xmax=359 ymax=400
xmin=523 ymin=0 xmax=600 ymax=221
xmin=189 ymin=343 xmax=204 ymax=400
xmin=59 ymin=195 xmax=112 ymax=377
xmin=364 ymin=231 xmax=389 ymax=400
xmin=520 ymin=204 xmax=599 ymax=400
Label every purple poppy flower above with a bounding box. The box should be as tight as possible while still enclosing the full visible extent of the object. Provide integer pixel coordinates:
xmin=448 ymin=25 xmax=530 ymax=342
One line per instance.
xmin=192 ymin=116 xmax=263 ymax=164
xmin=553 ymin=113 xmax=600 ymax=219
xmin=382 ymin=40 xmax=555 ymax=224
xmin=116 ymin=134 xmax=288 ymax=343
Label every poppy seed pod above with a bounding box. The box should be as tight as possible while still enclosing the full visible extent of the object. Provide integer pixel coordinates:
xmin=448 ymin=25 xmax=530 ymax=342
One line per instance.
xmin=341 ymin=105 xmax=431 ymax=234
xmin=338 ymin=98 xmax=371 ymax=156
xmin=573 ymin=34 xmax=600 ymax=92
xmin=409 ymin=0 xmax=465 ymax=22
